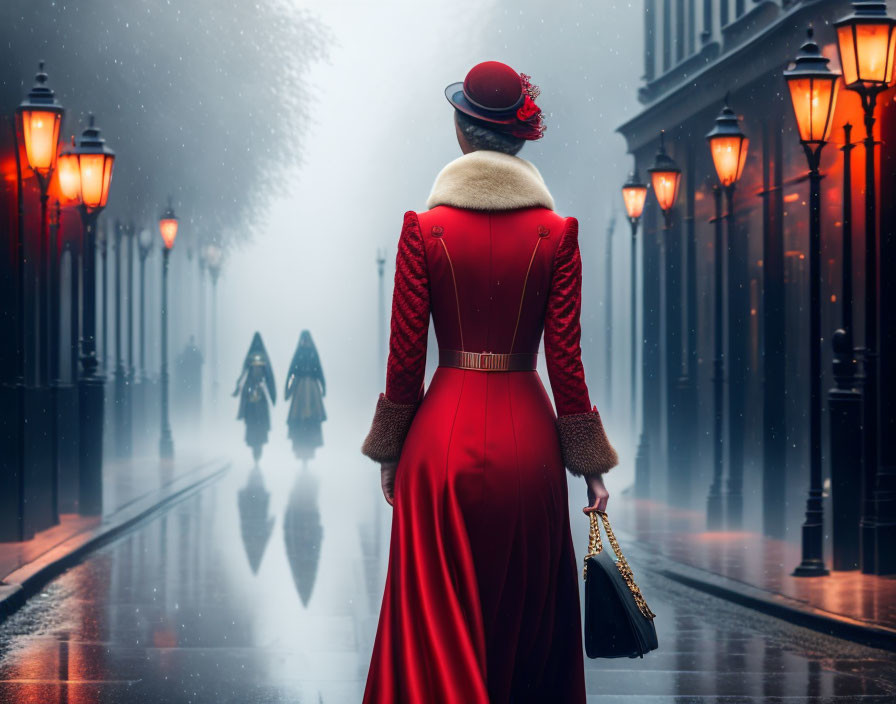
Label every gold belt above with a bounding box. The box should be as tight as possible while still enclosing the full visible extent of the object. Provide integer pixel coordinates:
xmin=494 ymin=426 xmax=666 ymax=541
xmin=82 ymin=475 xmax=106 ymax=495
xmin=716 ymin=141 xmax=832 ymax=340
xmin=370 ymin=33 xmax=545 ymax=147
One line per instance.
xmin=439 ymin=350 xmax=537 ymax=372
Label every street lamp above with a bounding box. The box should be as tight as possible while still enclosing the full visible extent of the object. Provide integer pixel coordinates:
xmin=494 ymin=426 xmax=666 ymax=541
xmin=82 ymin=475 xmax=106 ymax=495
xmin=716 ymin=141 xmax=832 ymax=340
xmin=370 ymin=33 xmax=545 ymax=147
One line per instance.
xmin=621 ymin=169 xmax=647 ymax=443
xmin=15 ymin=62 xmax=66 ymax=531
xmin=18 ymin=61 xmax=64 ymax=397
xmin=67 ymin=114 xmax=116 ymax=515
xmin=785 ymin=27 xmax=839 ymax=577
xmin=636 ymin=131 xmax=681 ymax=500
xmin=647 ymin=130 xmax=682 ymax=228
xmin=706 ymin=96 xmax=749 ymax=530
xmin=158 ymin=199 xmax=178 ymax=459
xmin=835 ymin=0 xmax=896 ymax=575
xmin=204 ymin=242 xmax=223 ymax=404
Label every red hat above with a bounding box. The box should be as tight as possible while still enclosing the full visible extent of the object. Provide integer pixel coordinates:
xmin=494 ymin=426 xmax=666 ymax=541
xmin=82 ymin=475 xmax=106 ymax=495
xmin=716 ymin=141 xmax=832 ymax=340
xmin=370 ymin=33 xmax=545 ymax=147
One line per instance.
xmin=445 ymin=61 xmax=545 ymax=140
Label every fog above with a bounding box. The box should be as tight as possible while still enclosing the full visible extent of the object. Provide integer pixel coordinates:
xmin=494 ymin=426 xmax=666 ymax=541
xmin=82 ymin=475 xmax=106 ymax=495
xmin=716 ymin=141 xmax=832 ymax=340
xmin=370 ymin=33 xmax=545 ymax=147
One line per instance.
xmin=3 ymin=0 xmax=644 ymax=487
xmin=218 ymin=0 xmax=644 ymax=490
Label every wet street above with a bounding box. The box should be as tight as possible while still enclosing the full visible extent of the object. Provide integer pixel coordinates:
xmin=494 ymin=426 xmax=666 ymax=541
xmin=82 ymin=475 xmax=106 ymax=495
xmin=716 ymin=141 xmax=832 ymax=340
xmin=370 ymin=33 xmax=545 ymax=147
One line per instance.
xmin=1 ymin=440 xmax=895 ymax=703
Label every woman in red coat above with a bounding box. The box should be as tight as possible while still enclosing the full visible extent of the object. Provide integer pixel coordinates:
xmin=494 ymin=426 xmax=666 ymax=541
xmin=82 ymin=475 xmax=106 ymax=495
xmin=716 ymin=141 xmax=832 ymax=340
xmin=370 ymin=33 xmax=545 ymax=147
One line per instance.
xmin=362 ymin=61 xmax=618 ymax=703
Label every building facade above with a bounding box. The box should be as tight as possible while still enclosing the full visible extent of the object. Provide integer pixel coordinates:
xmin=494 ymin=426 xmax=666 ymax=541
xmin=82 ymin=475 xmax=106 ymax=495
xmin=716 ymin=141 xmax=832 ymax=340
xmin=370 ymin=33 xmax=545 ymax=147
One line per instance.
xmin=618 ymin=0 xmax=896 ymax=574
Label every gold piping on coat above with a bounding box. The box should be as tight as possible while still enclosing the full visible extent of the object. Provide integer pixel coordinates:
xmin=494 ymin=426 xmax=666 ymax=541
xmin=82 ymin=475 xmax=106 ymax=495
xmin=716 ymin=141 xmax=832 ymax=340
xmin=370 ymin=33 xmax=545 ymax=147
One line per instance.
xmin=438 ymin=238 xmax=465 ymax=351
xmin=509 ymin=238 xmax=542 ymax=353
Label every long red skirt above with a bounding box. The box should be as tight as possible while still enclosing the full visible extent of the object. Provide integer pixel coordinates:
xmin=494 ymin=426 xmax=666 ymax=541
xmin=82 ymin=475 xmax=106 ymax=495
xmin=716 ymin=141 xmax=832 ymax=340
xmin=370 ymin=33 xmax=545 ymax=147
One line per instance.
xmin=363 ymin=367 xmax=586 ymax=703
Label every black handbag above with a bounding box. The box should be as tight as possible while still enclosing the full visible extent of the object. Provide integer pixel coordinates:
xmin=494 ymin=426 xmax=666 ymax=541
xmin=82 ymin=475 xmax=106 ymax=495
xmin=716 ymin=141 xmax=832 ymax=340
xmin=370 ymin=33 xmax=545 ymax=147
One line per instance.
xmin=583 ymin=510 xmax=658 ymax=659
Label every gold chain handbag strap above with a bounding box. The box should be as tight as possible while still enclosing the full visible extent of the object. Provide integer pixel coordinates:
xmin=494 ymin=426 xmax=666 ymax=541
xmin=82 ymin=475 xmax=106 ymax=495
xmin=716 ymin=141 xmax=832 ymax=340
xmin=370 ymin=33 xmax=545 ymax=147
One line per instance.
xmin=583 ymin=510 xmax=656 ymax=621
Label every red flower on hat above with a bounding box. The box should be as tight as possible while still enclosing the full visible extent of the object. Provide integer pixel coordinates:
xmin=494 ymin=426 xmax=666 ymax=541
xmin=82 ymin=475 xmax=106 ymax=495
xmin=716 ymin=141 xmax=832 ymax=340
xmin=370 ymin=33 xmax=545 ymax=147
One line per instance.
xmin=517 ymin=95 xmax=540 ymax=122
xmin=514 ymin=73 xmax=545 ymax=140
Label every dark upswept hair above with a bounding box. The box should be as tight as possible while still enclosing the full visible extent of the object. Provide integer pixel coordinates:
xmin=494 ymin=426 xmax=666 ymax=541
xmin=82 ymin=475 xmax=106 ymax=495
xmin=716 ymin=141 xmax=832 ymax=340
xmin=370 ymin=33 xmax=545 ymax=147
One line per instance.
xmin=455 ymin=111 xmax=525 ymax=156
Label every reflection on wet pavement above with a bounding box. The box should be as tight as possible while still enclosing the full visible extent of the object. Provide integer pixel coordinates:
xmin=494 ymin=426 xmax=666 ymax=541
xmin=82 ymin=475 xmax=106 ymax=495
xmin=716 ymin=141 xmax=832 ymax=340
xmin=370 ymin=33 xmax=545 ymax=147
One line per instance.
xmin=0 ymin=441 xmax=894 ymax=703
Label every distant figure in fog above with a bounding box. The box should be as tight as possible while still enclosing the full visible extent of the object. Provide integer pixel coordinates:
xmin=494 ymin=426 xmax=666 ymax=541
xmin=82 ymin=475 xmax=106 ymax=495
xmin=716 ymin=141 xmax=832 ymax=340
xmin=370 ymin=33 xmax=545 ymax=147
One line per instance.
xmin=285 ymin=330 xmax=327 ymax=461
xmin=233 ymin=332 xmax=276 ymax=462
xmin=174 ymin=335 xmax=204 ymax=429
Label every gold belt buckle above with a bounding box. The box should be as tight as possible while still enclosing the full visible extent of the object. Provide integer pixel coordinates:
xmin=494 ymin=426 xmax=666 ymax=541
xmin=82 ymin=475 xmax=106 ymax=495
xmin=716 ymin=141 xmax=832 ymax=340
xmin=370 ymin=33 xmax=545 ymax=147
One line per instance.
xmin=478 ymin=351 xmax=496 ymax=370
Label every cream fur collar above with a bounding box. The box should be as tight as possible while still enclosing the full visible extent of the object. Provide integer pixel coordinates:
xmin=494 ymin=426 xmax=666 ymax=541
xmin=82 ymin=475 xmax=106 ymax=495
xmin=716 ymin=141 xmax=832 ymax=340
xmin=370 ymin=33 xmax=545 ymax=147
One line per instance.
xmin=426 ymin=150 xmax=555 ymax=211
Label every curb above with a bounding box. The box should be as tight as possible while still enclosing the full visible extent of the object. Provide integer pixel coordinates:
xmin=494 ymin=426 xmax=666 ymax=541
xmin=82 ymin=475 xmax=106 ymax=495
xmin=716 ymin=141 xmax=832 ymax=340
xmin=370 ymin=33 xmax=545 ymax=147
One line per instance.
xmin=0 ymin=459 xmax=230 ymax=623
xmin=617 ymin=528 xmax=896 ymax=652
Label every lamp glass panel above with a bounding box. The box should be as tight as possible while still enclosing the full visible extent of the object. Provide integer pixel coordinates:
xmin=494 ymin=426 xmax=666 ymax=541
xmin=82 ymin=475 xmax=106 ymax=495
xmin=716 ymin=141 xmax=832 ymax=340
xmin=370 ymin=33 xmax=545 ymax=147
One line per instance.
xmin=889 ymin=27 xmax=896 ymax=86
xmin=56 ymin=152 xmax=81 ymax=201
xmin=651 ymin=170 xmax=680 ymax=212
xmin=159 ymin=219 xmax=178 ymax=249
xmin=855 ymin=22 xmax=894 ymax=84
xmin=736 ymin=138 xmax=749 ymax=182
xmin=709 ymin=134 xmax=746 ymax=186
xmin=787 ymin=76 xmax=837 ymax=143
xmin=21 ymin=110 xmax=61 ymax=173
xmin=622 ymin=185 xmax=648 ymax=219
xmin=99 ymin=155 xmax=114 ymax=207
xmin=837 ymin=25 xmax=859 ymax=86
xmin=78 ymin=153 xmax=107 ymax=209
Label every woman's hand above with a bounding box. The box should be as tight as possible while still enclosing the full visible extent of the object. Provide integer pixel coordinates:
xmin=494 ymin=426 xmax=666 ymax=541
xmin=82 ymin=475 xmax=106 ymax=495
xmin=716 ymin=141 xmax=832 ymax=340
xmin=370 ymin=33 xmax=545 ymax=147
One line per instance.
xmin=380 ymin=462 xmax=397 ymax=506
xmin=583 ymin=475 xmax=609 ymax=514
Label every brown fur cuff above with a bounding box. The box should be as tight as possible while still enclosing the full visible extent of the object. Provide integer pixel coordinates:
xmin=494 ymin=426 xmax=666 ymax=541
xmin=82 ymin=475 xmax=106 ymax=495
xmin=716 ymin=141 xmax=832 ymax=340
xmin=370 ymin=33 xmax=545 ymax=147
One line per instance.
xmin=556 ymin=410 xmax=618 ymax=477
xmin=361 ymin=394 xmax=419 ymax=463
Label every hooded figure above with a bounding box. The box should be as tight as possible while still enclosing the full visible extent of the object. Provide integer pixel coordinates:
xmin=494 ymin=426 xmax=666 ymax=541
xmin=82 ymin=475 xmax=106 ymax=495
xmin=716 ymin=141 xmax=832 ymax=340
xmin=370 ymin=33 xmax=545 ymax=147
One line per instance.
xmin=284 ymin=330 xmax=326 ymax=460
xmin=233 ymin=332 xmax=276 ymax=461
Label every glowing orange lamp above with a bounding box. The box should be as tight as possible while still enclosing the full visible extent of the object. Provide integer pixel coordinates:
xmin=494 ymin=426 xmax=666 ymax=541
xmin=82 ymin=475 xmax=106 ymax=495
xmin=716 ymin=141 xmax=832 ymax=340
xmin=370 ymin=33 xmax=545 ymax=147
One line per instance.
xmin=56 ymin=137 xmax=81 ymax=203
xmin=159 ymin=200 xmax=179 ymax=250
xmin=706 ymin=97 xmax=749 ymax=188
xmin=784 ymin=29 xmax=840 ymax=147
xmin=647 ymin=131 xmax=681 ymax=227
xmin=621 ymin=171 xmax=648 ymax=223
xmin=17 ymin=62 xmax=64 ymax=181
xmin=835 ymin=1 xmax=896 ymax=90
xmin=72 ymin=115 xmax=116 ymax=212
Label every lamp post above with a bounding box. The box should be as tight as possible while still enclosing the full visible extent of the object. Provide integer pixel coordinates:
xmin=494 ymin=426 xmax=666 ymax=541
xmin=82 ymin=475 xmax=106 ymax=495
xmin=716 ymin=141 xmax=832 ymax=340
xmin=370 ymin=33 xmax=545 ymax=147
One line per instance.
xmin=113 ymin=220 xmax=127 ymax=457
xmin=18 ymin=62 xmax=64 ymax=388
xmin=64 ymin=115 xmax=115 ymax=515
xmin=133 ymin=228 xmax=152 ymax=455
xmin=17 ymin=61 xmax=65 ymax=529
xmin=785 ymin=27 xmax=840 ymax=577
xmin=835 ymin=0 xmax=896 ymax=575
xmin=644 ymin=131 xmax=682 ymax=500
xmin=99 ymin=221 xmax=108 ymax=370
xmin=137 ymin=229 xmax=153 ymax=381
xmin=158 ymin=200 xmax=178 ymax=460
xmin=198 ymin=241 xmax=208 ymax=358
xmin=126 ymin=221 xmax=135 ymax=401
xmin=621 ymin=171 xmax=647 ymax=429
xmin=57 ymin=141 xmax=81 ymax=385
xmin=57 ymin=147 xmax=84 ymax=500
xmin=706 ymin=96 xmax=749 ymax=529
xmin=829 ymin=123 xmax=864 ymax=571
xmin=205 ymin=243 xmax=223 ymax=407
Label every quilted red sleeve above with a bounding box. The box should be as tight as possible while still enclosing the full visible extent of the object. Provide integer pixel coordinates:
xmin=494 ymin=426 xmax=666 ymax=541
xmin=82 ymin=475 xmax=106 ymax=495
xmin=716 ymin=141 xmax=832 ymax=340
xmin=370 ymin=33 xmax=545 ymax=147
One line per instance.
xmin=362 ymin=211 xmax=430 ymax=463
xmin=545 ymin=217 xmax=617 ymax=476
xmin=544 ymin=217 xmax=591 ymax=416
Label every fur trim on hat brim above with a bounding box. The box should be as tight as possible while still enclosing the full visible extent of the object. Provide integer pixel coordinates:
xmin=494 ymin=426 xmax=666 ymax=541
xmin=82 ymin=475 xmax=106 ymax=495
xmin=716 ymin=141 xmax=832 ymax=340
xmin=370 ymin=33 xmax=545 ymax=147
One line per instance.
xmin=426 ymin=150 xmax=555 ymax=211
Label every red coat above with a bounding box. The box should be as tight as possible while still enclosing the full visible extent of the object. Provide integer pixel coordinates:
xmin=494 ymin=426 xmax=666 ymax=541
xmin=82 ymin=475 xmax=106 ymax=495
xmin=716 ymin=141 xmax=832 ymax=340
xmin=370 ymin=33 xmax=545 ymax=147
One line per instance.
xmin=362 ymin=150 xmax=617 ymax=703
